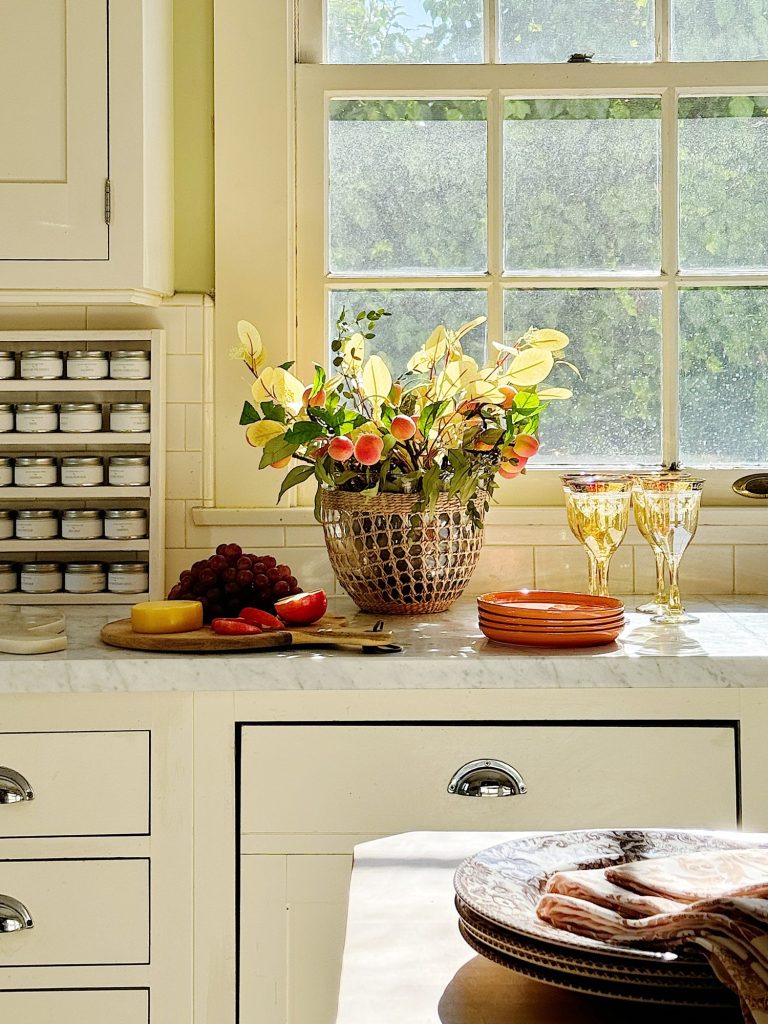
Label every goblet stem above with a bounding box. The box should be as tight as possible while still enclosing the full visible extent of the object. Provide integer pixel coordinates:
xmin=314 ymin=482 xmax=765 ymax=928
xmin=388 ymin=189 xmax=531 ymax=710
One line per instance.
xmin=587 ymin=554 xmax=610 ymax=598
xmin=668 ymin=561 xmax=683 ymax=617
xmin=653 ymin=550 xmax=667 ymax=605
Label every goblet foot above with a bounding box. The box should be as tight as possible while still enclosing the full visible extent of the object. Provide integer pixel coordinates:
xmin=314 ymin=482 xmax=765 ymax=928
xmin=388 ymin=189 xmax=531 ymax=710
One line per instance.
xmin=651 ymin=609 xmax=699 ymax=625
xmin=636 ymin=597 xmax=666 ymax=614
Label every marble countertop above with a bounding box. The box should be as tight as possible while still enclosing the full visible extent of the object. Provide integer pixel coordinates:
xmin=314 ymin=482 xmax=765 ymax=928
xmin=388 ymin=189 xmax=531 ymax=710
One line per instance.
xmin=0 ymin=596 xmax=766 ymax=692
xmin=336 ymin=832 xmax=736 ymax=1024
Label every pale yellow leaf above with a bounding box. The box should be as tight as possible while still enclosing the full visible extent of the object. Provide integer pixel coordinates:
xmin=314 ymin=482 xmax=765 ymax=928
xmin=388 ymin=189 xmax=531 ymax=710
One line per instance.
xmin=245 ymin=420 xmax=286 ymax=448
xmin=236 ymin=320 xmax=266 ymax=371
xmin=506 ymin=347 xmax=555 ymax=387
xmin=454 ymin=315 xmax=487 ymax=343
xmin=251 ymin=366 xmax=276 ymax=404
xmin=528 ymin=328 xmax=570 ymax=351
xmin=425 ymin=325 xmax=448 ymax=352
xmin=341 ymin=332 xmax=366 ymax=373
xmin=361 ymin=355 xmax=393 ymax=409
xmin=537 ymin=386 xmax=573 ymax=400
xmin=272 ymin=367 xmax=305 ymax=408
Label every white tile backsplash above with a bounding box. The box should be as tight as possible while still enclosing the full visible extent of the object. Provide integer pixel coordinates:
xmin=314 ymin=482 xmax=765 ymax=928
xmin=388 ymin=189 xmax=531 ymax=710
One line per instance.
xmin=3 ymin=295 xmax=768 ymax=597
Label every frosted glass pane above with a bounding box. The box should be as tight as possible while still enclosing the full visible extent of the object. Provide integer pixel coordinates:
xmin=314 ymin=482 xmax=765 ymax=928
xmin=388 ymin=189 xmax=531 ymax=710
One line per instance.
xmin=672 ymin=0 xmax=768 ymax=61
xmin=504 ymin=99 xmax=661 ymax=273
xmin=327 ymin=0 xmax=484 ymax=63
xmin=328 ymin=289 xmax=487 ymax=376
xmin=679 ymin=97 xmax=768 ymax=271
xmin=329 ymin=101 xmax=487 ymax=276
xmin=504 ymin=289 xmax=662 ymax=466
xmin=499 ymin=0 xmax=655 ymax=63
xmin=680 ymin=289 xmax=768 ymax=467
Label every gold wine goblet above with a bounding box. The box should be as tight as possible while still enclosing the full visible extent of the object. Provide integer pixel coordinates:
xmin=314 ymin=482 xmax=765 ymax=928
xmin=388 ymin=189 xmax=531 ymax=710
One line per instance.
xmin=637 ymin=476 xmax=704 ymax=625
xmin=632 ymin=472 xmax=693 ymax=614
xmin=561 ymin=475 xmax=633 ymax=598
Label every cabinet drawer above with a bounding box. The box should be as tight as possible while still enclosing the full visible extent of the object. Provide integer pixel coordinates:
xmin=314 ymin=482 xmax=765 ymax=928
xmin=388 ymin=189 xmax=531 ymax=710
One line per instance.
xmin=241 ymin=723 xmax=738 ymax=835
xmin=0 ymin=989 xmax=148 ymax=1023
xmin=0 ymin=859 xmax=149 ymax=967
xmin=0 ymin=731 xmax=149 ymax=837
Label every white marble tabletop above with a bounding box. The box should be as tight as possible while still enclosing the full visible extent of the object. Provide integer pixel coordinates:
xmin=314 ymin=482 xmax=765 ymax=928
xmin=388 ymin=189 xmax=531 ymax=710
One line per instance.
xmin=335 ymin=832 xmax=739 ymax=1024
xmin=0 ymin=596 xmax=766 ymax=692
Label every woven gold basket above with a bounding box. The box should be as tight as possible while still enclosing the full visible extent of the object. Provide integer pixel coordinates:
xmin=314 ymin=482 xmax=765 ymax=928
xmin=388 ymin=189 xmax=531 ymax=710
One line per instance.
xmin=319 ymin=489 xmax=486 ymax=614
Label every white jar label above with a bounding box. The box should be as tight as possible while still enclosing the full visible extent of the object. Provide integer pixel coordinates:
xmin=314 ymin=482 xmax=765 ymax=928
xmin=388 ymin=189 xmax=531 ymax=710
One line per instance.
xmin=110 ymin=412 xmax=150 ymax=432
xmin=105 ymin=519 xmax=147 ymax=539
xmin=62 ymin=521 xmax=103 ymax=540
xmin=109 ymin=468 xmax=150 ymax=487
xmin=108 ymin=573 xmax=149 ymax=594
xmin=67 ymin=358 xmax=109 ymax=379
xmin=110 ymin=359 xmax=150 ymax=379
xmin=65 ymin=571 xmax=106 ymax=594
xmin=20 ymin=357 xmax=63 ymax=378
xmin=15 ymin=467 xmax=57 ymax=487
xmin=16 ymin=521 xmax=58 ymax=540
xmin=0 ymin=359 xmax=14 ymax=380
xmin=0 ymin=467 xmax=12 ymax=487
xmin=60 ymin=467 xmax=103 ymax=486
xmin=16 ymin=412 xmax=58 ymax=432
xmin=60 ymin=413 xmax=102 ymax=433
xmin=20 ymin=571 xmax=62 ymax=593
xmin=0 ymin=521 xmax=13 ymax=540
xmin=0 ymin=571 xmax=16 ymax=592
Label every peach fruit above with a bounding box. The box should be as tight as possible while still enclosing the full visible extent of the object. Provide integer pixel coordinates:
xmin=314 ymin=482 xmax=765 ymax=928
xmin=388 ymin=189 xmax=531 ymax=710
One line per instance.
xmin=302 ymin=386 xmax=326 ymax=408
xmin=500 ymin=386 xmax=518 ymax=410
xmin=327 ymin=436 xmax=354 ymax=462
xmin=354 ymin=434 xmax=384 ymax=466
xmin=270 ymin=456 xmax=292 ymax=469
xmin=391 ymin=415 xmax=417 ymax=441
xmin=513 ymin=434 xmax=540 ymax=458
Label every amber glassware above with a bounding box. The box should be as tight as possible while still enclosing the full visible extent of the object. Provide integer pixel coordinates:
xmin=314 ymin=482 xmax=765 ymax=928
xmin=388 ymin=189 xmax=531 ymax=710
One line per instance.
xmin=561 ymin=475 xmax=633 ymax=598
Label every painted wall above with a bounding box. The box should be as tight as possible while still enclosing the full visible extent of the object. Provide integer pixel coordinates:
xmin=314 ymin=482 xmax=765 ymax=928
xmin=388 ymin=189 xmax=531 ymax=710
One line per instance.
xmin=174 ymin=0 xmax=214 ymax=294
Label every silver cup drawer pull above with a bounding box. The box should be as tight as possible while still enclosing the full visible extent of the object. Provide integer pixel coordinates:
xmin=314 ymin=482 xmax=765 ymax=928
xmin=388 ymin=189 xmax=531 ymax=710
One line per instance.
xmin=0 ymin=767 xmax=34 ymax=804
xmin=0 ymin=895 xmax=34 ymax=933
xmin=447 ymin=759 xmax=527 ymax=798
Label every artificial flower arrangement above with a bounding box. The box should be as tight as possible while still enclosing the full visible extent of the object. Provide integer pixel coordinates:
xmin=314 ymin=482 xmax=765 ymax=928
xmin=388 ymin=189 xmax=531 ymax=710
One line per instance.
xmin=235 ymin=309 xmax=574 ymax=523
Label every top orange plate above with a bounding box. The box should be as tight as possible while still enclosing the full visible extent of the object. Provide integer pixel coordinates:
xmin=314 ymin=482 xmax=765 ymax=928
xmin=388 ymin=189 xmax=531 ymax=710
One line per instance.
xmin=477 ymin=591 xmax=624 ymax=620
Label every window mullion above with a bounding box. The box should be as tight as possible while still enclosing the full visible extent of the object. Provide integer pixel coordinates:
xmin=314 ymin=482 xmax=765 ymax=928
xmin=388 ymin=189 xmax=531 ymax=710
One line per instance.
xmin=661 ymin=85 xmax=680 ymax=466
xmin=487 ymin=89 xmax=503 ymax=346
xmin=657 ymin=0 xmax=671 ymax=62
xmin=484 ymin=0 xmax=497 ymax=64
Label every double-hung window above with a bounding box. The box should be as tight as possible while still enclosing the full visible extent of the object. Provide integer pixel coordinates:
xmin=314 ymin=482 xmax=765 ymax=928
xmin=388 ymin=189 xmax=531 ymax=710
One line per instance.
xmin=294 ymin=1 xmax=768 ymax=501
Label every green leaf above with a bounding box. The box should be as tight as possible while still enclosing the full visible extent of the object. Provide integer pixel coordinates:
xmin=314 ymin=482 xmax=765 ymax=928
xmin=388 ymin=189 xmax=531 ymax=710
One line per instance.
xmin=311 ymin=365 xmax=326 ymax=396
xmin=277 ymin=464 xmax=316 ymax=503
xmin=418 ymin=400 xmax=449 ymax=437
xmin=260 ymin=401 xmax=286 ymax=423
xmin=278 ymin=360 xmax=295 ymax=371
xmin=285 ymin=420 xmax=326 ymax=444
xmin=729 ymin=96 xmax=755 ymax=118
xmin=259 ymin=435 xmax=299 ymax=470
xmin=239 ymin=401 xmax=260 ymax=425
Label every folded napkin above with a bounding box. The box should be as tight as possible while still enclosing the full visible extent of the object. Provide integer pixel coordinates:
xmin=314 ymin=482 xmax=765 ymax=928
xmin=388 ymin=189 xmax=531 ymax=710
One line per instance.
xmin=606 ymin=848 xmax=768 ymax=903
xmin=545 ymin=867 xmax=682 ymax=918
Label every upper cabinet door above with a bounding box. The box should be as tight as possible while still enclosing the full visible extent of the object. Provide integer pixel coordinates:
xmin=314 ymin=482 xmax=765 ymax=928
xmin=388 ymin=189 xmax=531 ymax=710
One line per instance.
xmin=0 ymin=0 xmax=108 ymax=260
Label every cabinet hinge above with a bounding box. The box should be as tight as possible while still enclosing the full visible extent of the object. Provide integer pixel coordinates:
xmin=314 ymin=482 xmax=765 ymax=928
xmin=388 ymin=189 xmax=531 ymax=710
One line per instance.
xmin=104 ymin=179 xmax=112 ymax=225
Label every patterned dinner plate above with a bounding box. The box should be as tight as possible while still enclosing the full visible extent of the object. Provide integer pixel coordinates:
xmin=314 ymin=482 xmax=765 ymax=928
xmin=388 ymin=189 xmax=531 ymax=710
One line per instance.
xmin=458 ymin=920 xmax=738 ymax=1009
xmin=454 ymin=829 xmax=768 ymax=963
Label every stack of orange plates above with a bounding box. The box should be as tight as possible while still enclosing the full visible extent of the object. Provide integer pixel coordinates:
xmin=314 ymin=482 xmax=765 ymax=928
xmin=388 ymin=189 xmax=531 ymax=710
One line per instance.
xmin=477 ymin=591 xmax=625 ymax=648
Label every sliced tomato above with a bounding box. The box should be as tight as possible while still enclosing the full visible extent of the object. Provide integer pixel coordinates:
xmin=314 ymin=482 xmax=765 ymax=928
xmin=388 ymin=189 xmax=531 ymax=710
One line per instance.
xmin=239 ymin=607 xmax=285 ymax=631
xmin=274 ymin=589 xmax=328 ymax=626
xmin=211 ymin=618 xmax=262 ymax=636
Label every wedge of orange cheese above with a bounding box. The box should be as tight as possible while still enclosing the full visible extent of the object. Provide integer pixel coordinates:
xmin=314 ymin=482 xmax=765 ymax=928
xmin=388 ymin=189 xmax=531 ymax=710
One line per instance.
xmin=130 ymin=600 xmax=204 ymax=634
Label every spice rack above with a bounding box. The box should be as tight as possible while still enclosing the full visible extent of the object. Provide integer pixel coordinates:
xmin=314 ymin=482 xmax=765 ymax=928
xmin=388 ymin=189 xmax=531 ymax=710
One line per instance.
xmin=0 ymin=330 xmax=165 ymax=604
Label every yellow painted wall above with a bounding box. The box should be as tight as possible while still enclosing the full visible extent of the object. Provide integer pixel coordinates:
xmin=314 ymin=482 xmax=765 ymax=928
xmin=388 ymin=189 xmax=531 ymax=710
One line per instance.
xmin=174 ymin=0 xmax=214 ymax=294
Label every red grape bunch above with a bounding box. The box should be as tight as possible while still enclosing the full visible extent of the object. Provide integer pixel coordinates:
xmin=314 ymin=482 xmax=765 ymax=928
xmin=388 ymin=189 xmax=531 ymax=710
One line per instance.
xmin=167 ymin=543 xmax=302 ymax=621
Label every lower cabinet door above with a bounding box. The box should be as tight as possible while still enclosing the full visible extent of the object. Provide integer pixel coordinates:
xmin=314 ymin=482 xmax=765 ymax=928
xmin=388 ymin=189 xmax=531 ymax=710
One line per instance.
xmin=0 ymin=989 xmax=148 ymax=1023
xmin=0 ymin=859 xmax=149 ymax=967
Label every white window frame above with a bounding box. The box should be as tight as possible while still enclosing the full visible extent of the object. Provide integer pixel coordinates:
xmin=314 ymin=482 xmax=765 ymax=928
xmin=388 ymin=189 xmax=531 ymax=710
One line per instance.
xmin=293 ymin=0 xmax=768 ymax=506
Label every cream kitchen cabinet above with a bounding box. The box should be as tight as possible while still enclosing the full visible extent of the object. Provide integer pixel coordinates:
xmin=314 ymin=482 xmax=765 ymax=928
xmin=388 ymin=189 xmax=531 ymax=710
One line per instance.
xmin=238 ymin=720 xmax=740 ymax=1024
xmin=0 ymin=0 xmax=172 ymax=298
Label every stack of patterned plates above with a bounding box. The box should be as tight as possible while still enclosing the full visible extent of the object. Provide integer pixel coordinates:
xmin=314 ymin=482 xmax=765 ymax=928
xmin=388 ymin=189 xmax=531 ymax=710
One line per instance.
xmin=477 ymin=591 xmax=625 ymax=648
xmin=453 ymin=829 xmax=768 ymax=1007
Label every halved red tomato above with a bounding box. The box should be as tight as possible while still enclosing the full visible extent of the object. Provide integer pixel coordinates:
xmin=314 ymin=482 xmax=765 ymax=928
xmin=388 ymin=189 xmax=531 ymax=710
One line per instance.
xmin=274 ymin=589 xmax=327 ymax=626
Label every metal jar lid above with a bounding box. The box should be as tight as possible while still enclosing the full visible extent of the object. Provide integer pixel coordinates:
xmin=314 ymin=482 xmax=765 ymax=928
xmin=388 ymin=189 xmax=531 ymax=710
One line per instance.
xmin=0 ymin=561 xmax=15 ymax=571
xmin=112 ymin=403 xmax=150 ymax=412
xmin=110 ymin=562 xmax=149 ymax=573
xmin=64 ymin=562 xmax=105 ymax=573
xmin=16 ymin=403 xmax=57 ymax=412
xmin=22 ymin=350 xmax=60 ymax=359
xmin=111 ymin=350 xmax=149 ymax=359
xmin=68 ymin=350 xmax=106 ymax=359
xmin=105 ymin=509 xmax=146 ymax=519
xmin=0 ymin=457 xmax=11 ymax=465
xmin=0 ymin=403 xmax=12 ymax=411
xmin=15 ymin=456 xmax=56 ymax=467
xmin=0 ymin=510 xmax=12 ymax=519
xmin=21 ymin=562 xmax=60 ymax=572
xmin=60 ymin=403 xmax=101 ymax=413
xmin=62 ymin=509 xmax=102 ymax=520
xmin=61 ymin=456 xmax=103 ymax=467
xmin=109 ymin=456 xmax=150 ymax=465
xmin=17 ymin=509 xmax=57 ymax=519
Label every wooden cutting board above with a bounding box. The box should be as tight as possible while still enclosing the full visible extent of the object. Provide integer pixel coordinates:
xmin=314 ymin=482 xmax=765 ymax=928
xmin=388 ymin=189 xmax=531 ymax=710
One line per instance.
xmin=100 ymin=614 xmax=400 ymax=653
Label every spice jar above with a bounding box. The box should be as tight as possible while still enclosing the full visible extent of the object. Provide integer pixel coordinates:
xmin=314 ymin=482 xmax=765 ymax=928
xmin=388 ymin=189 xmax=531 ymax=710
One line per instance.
xmin=60 ymin=402 xmax=103 ymax=433
xmin=109 ymin=350 xmax=151 ymax=379
xmin=20 ymin=562 xmax=62 ymax=594
xmin=15 ymin=402 xmax=58 ymax=433
xmin=66 ymin=350 xmax=109 ymax=380
xmin=0 ymin=352 xmax=15 ymax=379
xmin=0 ymin=403 xmax=13 ymax=432
xmin=64 ymin=562 xmax=107 ymax=594
xmin=0 ymin=510 xmax=13 ymax=541
xmin=109 ymin=403 xmax=150 ymax=433
xmin=108 ymin=562 xmax=149 ymax=594
xmin=108 ymin=455 xmax=150 ymax=487
xmin=60 ymin=456 xmax=104 ymax=487
xmin=15 ymin=510 xmax=58 ymax=540
xmin=104 ymin=508 xmax=148 ymax=540
xmin=0 ymin=457 xmax=11 ymax=487
xmin=20 ymin=350 xmax=63 ymax=380
xmin=14 ymin=456 xmax=57 ymax=488
xmin=0 ymin=562 xmax=17 ymax=593
xmin=61 ymin=509 xmax=103 ymax=540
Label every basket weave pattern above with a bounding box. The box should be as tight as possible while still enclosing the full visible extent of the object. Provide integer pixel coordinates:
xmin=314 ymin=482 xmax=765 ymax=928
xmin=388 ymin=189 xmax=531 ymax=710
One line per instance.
xmin=320 ymin=490 xmax=486 ymax=614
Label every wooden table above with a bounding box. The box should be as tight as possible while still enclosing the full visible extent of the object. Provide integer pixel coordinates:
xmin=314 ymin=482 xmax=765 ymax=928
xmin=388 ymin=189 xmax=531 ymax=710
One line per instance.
xmin=335 ymin=832 xmax=741 ymax=1024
